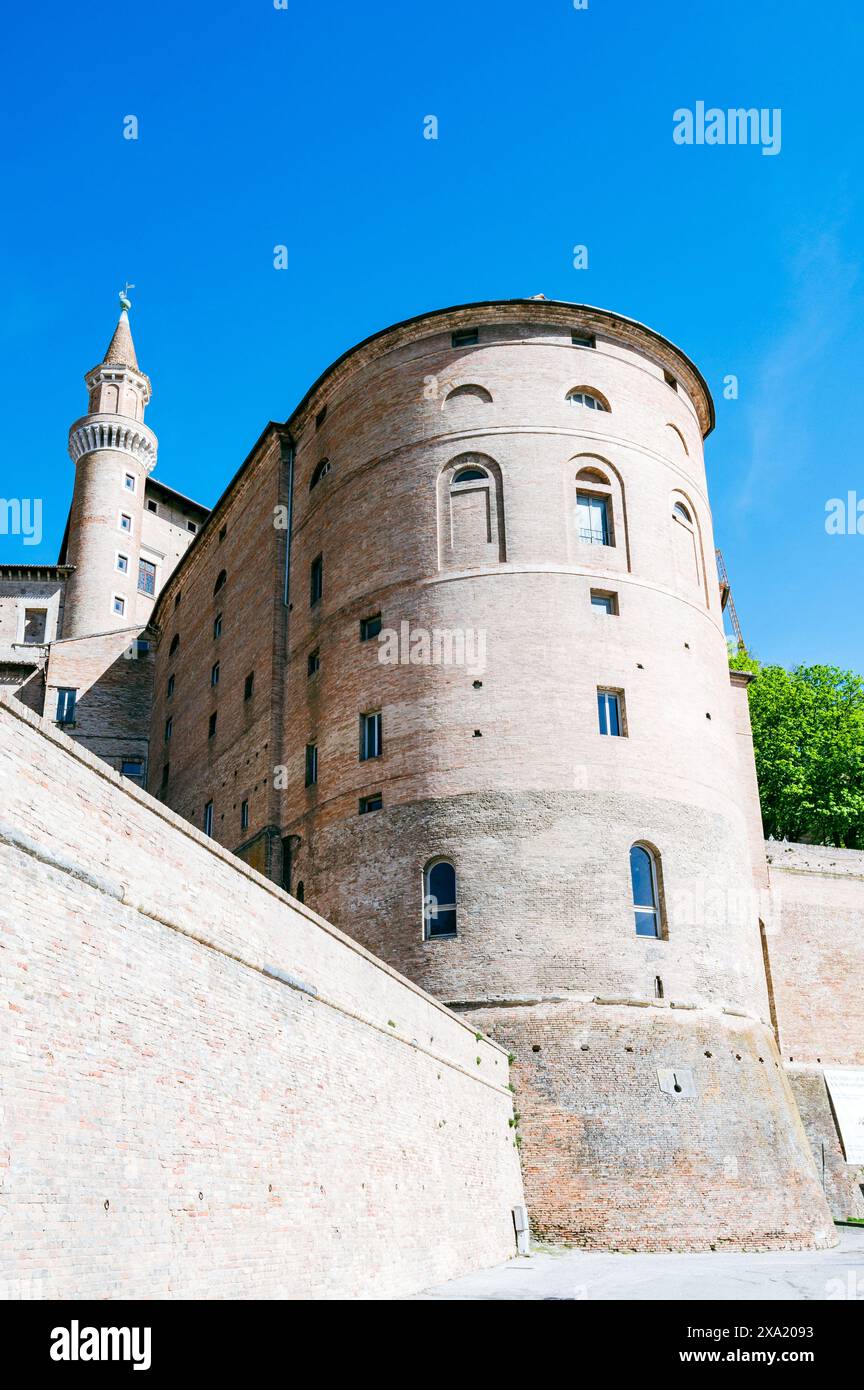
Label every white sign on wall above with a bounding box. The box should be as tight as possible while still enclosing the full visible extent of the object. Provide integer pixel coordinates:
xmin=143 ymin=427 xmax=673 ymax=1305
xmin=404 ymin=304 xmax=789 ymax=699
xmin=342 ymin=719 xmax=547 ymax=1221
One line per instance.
xmin=824 ymin=1068 xmax=864 ymax=1165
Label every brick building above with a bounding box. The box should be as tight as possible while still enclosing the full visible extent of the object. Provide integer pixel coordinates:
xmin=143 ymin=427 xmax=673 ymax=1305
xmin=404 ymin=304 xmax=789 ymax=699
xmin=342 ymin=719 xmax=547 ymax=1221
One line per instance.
xmin=2 ymin=295 xmax=862 ymax=1252
xmin=0 ymin=296 xmax=207 ymax=777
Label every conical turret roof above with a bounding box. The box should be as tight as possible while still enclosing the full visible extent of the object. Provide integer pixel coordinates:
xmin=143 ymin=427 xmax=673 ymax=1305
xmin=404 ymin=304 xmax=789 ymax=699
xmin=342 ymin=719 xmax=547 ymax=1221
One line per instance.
xmin=102 ymin=308 xmax=139 ymax=370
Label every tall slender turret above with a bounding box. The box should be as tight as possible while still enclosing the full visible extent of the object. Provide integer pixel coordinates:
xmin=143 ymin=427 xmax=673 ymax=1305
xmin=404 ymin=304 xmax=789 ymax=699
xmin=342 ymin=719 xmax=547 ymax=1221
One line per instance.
xmin=62 ymin=294 xmax=158 ymax=638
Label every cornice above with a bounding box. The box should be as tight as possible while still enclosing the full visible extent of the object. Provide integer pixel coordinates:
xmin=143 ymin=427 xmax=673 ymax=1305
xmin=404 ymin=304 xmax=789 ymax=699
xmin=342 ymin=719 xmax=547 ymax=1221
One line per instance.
xmin=68 ymin=413 xmax=158 ymax=472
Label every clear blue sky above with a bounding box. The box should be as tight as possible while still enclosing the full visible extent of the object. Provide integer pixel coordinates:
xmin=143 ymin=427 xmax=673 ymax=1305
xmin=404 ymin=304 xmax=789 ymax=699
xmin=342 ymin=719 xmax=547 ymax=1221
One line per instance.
xmin=2 ymin=0 xmax=862 ymax=669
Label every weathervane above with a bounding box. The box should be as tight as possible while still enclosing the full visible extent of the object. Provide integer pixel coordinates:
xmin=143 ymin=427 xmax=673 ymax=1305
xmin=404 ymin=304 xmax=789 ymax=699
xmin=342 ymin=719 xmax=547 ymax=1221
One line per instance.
xmin=119 ymin=282 xmax=135 ymax=311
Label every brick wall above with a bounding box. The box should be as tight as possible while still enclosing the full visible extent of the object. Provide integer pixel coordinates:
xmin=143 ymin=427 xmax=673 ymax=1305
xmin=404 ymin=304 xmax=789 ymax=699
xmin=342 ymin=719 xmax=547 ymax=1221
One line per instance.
xmin=468 ymin=999 xmax=834 ymax=1251
xmin=0 ymin=696 xmax=524 ymax=1299
xmin=764 ymin=841 xmax=864 ymax=1221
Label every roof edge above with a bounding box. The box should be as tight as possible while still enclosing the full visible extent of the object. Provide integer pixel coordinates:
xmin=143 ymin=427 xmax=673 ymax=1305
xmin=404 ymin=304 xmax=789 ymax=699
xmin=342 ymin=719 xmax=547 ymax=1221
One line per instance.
xmin=283 ymin=298 xmax=716 ymax=439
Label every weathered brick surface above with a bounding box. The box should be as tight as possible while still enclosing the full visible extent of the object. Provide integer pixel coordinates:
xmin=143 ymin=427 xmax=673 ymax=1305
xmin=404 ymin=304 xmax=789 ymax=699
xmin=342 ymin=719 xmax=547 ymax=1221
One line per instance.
xmin=468 ymin=1000 xmax=834 ymax=1251
xmin=0 ymin=697 xmax=523 ymax=1299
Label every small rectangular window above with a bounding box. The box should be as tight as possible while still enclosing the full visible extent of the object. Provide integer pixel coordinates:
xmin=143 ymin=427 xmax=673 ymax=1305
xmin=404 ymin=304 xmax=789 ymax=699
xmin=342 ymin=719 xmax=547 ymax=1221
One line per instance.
xmin=240 ymin=799 xmax=249 ymax=831
xmin=597 ymin=689 xmax=625 ymax=737
xmin=165 ymin=716 xmax=173 ymax=742
xmin=55 ymin=688 xmax=77 ymax=724
xmin=211 ymin=662 xmax=220 ymax=687
xmin=315 ymin=405 xmax=328 ymax=430
xmin=213 ymin=612 xmax=222 ymax=638
xmin=116 ymin=553 xmax=129 ymax=573
xmin=590 ymin=590 xmax=618 ymax=615
xmin=307 ymin=648 xmax=320 ymax=677
xmin=147 ymin=499 xmax=158 ymax=514
xmin=187 ymin=521 xmax=197 ymax=534
xmin=572 ymin=331 xmax=596 ymax=348
xmin=167 ymin=674 xmax=175 ymax=698
xmin=23 ymin=609 xmax=47 ymax=644
xmin=305 ymin=743 xmax=318 ymax=787
xmin=664 ymin=369 xmax=678 ymax=391
xmin=577 ymin=492 xmax=611 ymax=546
xmin=208 ymin=711 xmax=217 ymax=739
xmin=138 ymin=558 xmax=156 ymax=595
xmin=121 ymin=759 xmax=144 ymax=780
xmin=113 ymin=595 xmax=126 ymax=616
xmin=124 ymin=473 xmax=136 ymax=491
xmin=452 ymin=327 xmax=479 ymax=348
xmin=310 ymin=553 xmax=323 ymax=605
xmin=120 ymin=513 xmax=132 ymax=532
xmin=359 ymin=793 xmax=382 ymax=815
xmin=203 ymin=801 xmax=214 ymax=837
xmin=244 ymin=671 xmax=254 ymax=700
xmin=360 ymin=710 xmax=382 ymax=761
xmin=135 ymin=638 xmax=150 ymax=656
xmin=360 ymin=614 xmax=382 ymax=641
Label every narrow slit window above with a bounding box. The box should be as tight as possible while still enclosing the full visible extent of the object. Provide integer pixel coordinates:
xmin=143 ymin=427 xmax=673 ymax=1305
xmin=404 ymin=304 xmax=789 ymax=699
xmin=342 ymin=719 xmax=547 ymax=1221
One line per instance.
xmin=305 ymin=743 xmax=318 ymax=786
xmin=360 ymin=711 xmax=382 ymax=761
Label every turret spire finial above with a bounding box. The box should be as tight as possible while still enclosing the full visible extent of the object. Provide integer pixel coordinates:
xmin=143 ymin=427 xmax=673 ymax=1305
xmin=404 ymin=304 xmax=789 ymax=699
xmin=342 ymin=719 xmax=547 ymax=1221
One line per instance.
xmin=119 ymin=282 xmax=135 ymax=312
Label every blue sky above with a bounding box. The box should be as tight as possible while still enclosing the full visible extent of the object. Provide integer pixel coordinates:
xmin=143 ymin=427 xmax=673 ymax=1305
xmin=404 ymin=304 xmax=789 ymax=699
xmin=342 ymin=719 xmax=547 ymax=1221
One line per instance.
xmin=2 ymin=0 xmax=862 ymax=669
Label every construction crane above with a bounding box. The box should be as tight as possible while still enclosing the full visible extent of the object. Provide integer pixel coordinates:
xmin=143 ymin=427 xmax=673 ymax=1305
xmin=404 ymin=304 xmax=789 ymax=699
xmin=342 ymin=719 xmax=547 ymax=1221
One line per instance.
xmin=716 ymin=548 xmax=745 ymax=651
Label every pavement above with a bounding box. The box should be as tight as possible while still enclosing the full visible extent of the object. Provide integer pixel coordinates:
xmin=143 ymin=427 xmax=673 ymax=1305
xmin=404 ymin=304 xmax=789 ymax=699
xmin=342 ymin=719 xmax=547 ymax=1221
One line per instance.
xmin=414 ymin=1227 xmax=864 ymax=1300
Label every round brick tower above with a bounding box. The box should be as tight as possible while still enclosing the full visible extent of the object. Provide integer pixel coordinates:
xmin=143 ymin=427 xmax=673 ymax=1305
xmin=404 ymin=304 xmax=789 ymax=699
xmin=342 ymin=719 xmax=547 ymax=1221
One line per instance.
xmin=63 ymin=296 xmax=158 ymax=637
xmin=280 ymin=299 xmax=833 ymax=1251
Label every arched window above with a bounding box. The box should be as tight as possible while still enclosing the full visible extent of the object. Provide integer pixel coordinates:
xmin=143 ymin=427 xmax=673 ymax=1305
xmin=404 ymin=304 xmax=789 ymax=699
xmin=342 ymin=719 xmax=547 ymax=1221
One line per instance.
xmin=438 ymin=454 xmax=505 ymax=569
xmin=452 ymin=466 xmax=489 ymax=484
xmin=567 ymin=388 xmax=610 ymax=412
xmin=423 ymin=859 xmax=457 ymax=939
xmin=444 ymin=384 xmax=493 ymax=404
xmin=630 ymin=844 xmax=663 ymax=938
xmin=309 ymin=458 xmax=331 ymax=491
xmin=213 ymin=569 xmax=227 ymax=596
xmin=670 ymin=494 xmax=703 ymax=595
xmin=169 ymin=633 xmax=180 ymax=656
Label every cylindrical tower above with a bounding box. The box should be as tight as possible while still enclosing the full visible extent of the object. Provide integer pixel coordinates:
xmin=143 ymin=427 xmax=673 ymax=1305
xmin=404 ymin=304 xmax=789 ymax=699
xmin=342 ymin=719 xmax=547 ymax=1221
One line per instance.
xmin=279 ymin=299 xmax=833 ymax=1250
xmin=63 ymin=298 xmax=158 ymax=638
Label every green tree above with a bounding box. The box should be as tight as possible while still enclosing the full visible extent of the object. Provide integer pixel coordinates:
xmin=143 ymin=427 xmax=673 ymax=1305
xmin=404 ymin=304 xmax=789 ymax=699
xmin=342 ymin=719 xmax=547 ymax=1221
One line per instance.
xmin=729 ymin=648 xmax=864 ymax=847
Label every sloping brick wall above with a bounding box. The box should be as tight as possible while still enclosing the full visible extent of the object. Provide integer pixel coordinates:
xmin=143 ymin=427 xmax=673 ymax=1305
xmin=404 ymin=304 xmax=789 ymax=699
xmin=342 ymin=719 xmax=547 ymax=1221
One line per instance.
xmin=764 ymin=841 xmax=864 ymax=1221
xmin=0 ymin=697 xmax=523 ymax=1299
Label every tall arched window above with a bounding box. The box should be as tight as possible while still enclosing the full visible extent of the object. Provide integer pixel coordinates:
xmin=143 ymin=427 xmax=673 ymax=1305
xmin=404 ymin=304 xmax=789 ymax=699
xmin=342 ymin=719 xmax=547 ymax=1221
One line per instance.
xmin=670 ymin=495 xmax=703 ymax=595
xmin=213 ymin=569 xmax=227 ymax=596
xmin=630 ymin=844 xmax=663 ymax=938
xmin=575 ymin=467 xmax=614 ymax=547
xmin=423 ymin=859 xmax=457 ymax=939
xmin=438 ymin=454 xmax=505 ymax=570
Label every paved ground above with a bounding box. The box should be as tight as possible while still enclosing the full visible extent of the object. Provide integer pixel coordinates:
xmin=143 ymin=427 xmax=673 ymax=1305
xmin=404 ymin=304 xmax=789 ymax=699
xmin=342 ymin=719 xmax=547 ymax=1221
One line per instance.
xmin=415 ymin=1227 xmax=864 ymax=1300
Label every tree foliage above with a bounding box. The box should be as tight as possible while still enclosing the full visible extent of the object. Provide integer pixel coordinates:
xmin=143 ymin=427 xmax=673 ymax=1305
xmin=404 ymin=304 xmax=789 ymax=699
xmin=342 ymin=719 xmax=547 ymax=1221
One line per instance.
xmin=729 ymin=647 xmax=864 ymax=847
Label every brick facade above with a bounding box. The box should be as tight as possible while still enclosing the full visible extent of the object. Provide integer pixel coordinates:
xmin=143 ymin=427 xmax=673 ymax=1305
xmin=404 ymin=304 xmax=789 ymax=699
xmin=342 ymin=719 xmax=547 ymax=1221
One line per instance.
xmin=0 ymin=696 xmax=524 ymax=1299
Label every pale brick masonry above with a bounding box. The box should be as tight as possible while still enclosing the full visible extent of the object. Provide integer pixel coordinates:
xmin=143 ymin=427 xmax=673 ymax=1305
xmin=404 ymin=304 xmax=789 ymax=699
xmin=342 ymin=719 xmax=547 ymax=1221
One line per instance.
xmin=0 ymin=695 xmax=524 ymax=1299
